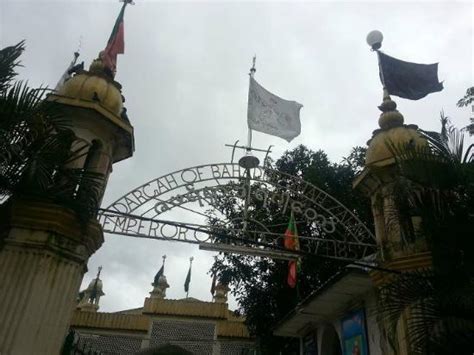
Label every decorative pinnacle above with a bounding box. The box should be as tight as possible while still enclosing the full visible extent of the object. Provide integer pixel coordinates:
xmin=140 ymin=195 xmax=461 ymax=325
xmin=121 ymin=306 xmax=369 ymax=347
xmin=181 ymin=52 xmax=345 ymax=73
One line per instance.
xmin=97 ymin=266 xmax=103 ymax=278
xmin=190 ymin=256 xmax=194 ymax=263
xmin=250 ymin=55 xmax=256 ymax=75
xmin=378 ymin=89 xmax=404 ymax=129
xmin=366 ymin=30 xmax=404 ymax=130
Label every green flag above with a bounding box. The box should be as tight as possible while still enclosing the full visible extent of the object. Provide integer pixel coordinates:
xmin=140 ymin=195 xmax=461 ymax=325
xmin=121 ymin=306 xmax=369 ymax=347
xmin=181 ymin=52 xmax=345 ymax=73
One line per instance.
xmin=184 ymin=266 xmax=191 ymax=292
xmin=153 ymin=265 xmax=164 ymax=286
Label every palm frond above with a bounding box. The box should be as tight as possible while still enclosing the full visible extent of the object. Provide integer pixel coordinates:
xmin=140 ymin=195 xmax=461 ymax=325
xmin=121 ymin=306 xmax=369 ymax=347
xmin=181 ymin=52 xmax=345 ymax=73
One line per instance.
xmin=52 ymin=167 xmax=105 ymax=223
xmin=0 ymin=42 xmax=105 ymax=227
xmin=378 ymin=270 xmax=474 ymax=353
xmin=0 ymin=41 xmax=24 ymax=92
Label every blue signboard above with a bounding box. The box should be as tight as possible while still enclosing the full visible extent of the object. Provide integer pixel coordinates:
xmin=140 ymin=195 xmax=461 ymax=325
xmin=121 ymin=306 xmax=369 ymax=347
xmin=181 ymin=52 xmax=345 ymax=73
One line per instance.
xmin=341 ymin=309 xmax=369 ymax=355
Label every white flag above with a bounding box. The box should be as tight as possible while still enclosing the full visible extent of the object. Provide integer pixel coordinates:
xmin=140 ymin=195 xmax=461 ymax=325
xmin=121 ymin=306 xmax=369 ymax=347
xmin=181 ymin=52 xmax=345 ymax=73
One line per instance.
xmin=247 ymin=77 xmax=303 ymax=142
xmin=55 ymin=52 xmax=80 ymax=91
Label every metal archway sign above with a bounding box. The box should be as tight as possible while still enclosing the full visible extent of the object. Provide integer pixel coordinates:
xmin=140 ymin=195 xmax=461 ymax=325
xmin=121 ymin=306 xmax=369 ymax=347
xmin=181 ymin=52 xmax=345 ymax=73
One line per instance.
xmin=99 ymin=163 xmax=376 ymax=261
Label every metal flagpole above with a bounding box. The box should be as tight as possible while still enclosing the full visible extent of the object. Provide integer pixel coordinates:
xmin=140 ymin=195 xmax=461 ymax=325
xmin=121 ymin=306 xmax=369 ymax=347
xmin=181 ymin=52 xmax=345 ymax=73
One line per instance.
xmin=366 ymin=30 xmax=388 ymax=99
xmin=376 ymin=50 xmax=391 ymax=100
xmin=247 ymin=55 xmax=257 ymax=150
xmin=242 ymin=56 xmax=257 ymax=233
xmin=186 ymin=257 xmax=193 ymax=298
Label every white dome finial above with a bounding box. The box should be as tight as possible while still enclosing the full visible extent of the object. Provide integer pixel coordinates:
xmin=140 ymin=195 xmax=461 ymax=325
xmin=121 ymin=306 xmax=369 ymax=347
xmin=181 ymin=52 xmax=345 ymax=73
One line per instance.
xmin=366 ymin=30 xmax=383 ymax=50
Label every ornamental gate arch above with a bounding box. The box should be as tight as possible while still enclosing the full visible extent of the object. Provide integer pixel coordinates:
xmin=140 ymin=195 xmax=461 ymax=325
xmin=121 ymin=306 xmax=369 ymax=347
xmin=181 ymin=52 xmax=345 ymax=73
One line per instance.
xmin=99 ymin=163 xmax=376 ymax=261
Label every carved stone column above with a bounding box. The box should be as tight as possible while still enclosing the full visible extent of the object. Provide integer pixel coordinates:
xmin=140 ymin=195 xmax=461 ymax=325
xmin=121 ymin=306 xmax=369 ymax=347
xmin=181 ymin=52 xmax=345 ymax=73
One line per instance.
xmin=0 ymin=199 xmax=103 ymax=354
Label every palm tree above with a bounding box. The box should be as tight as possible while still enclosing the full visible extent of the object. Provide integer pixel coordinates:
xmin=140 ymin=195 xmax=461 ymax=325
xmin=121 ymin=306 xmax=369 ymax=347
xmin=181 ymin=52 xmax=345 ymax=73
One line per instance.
xmin=0 ymin=41 xmax=104 ymax=222
xmin=378 ymin=116 xmax=474 ymax=354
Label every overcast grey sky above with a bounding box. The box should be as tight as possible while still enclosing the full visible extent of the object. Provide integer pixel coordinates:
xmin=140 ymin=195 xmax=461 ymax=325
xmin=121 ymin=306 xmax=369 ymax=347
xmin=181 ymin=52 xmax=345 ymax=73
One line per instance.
xmin=1 ymin=0 xmax=472 ymax=312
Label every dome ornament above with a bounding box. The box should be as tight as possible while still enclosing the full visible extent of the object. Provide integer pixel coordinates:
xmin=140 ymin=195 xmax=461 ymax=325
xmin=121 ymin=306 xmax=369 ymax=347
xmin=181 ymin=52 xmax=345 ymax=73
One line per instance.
xmin=77 ymin=266 xmax=105 ymax=312
xmin=366 ymin=30 xmax=404 ymax=129
xmin=366 ymin=30 xmax=383 ymax=51
xmin=150 ymin=255 xmax=169 ymax=299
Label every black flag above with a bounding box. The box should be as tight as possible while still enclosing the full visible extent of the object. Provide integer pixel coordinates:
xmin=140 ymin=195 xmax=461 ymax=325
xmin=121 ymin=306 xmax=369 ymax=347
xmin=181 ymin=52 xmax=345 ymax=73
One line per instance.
xmin=378 ymin=51 xmax=443 ymax=100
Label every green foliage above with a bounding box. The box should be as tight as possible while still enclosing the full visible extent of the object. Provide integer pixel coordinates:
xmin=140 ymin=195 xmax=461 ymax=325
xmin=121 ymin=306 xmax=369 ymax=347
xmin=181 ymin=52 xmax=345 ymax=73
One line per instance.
xmin=0 ymin=42 xmax=104 ymax=223
xmin=378 ymin=270 xmax=474 ymax=354
xmin=0 ymin=41 xmax=24 ymax=92
xmin=381 ymin=118 xmax=474 ymax=353
xmin=457 ymin=87 xmax=474 ymax=136
xmin=457 ymin=87 xmax=474 ymax=108
xmin=210 ymin=145 xmax=372 ymax=353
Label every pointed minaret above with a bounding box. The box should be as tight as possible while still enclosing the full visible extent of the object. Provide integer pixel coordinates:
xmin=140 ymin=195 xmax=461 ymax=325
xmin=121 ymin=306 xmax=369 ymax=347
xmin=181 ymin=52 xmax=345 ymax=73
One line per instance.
xmin=354 ymin=31 xmax=435 ymax=355
xmin=213 ymin=282 xmax=230 ymax=304
xmin=355 ymin=31 xmax=430 ymax=261
xmin=0 ymin=3 xmax=135 ymax=354
xmin=77 ymin=267 xmax=106 ymax=312
xmin=150 ymin=255 xmax=169 ymax=299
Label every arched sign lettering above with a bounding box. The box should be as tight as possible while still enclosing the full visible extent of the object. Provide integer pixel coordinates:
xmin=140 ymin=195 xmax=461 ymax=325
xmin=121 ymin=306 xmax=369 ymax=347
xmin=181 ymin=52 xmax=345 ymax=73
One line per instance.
xmin=100 ymin=163 xmax=377 ymax=261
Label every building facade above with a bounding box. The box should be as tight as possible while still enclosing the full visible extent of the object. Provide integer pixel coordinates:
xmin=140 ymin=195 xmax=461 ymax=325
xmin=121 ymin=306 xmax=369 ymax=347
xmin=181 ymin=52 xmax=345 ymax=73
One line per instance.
xmin=65 ymin=270 xmax=255 ymax=354
xmin=274 ymin=92 xmax=435 ymax=355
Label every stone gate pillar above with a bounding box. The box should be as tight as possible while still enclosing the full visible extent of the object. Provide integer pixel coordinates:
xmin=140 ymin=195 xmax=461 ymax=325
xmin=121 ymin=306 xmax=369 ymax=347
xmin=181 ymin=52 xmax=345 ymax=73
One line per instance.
xmin=0 ymin=58 xmax=134 ymax=354
xmin=353 ymin=92 xmax=433 ymax=354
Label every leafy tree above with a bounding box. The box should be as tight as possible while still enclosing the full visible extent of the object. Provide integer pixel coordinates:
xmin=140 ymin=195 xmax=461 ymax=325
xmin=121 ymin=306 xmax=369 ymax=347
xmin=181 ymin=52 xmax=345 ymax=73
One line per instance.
xmin=457 ymin=87 xmax=474 ymax=108
xmin=379 ymin=118 xmax=474 ymax=353
xmin=0 ymin=42 xmax=103 ymax=222
xmin=457 ymin=87 xmax=474 ymax=136
xmin=209 ymin=145 xmax=372 ymax=354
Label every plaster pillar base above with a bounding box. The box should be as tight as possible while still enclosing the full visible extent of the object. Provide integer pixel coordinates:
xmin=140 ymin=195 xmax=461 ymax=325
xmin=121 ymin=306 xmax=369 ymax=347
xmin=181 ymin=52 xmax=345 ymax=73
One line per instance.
xmin=0 ymin=199 xmax=103 ymax=355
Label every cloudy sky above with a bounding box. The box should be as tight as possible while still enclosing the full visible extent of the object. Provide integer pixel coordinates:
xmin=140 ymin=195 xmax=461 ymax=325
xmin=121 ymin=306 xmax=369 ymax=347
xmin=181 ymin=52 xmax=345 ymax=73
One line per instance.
xmin=1 ymin=0 xmax=472 ymax=312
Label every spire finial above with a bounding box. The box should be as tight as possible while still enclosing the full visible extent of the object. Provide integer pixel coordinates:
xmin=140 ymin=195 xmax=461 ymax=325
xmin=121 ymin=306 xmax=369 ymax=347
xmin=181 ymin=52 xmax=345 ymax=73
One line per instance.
xmin=366 ymin=30 xmax=404 ymax=129
xmin=150 ymin=256 xmax=169 ymax=299
xmin=250 ymin=55 xmax=256 ymax=76
xmin=366 ymin=30 xmax=383 ymax=51
xmin=97 ymin=266 xmax=102 ymax=279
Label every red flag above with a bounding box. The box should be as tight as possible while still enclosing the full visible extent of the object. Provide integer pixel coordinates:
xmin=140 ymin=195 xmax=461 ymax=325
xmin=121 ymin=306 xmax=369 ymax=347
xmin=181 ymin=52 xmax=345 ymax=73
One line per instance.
xmin=288 ymin=260 xmax=297 ymax=288
xmin=283 ymin=213 xmax=299 ymax=288
xmin=102 ymin=3 xmax=127 ymax=75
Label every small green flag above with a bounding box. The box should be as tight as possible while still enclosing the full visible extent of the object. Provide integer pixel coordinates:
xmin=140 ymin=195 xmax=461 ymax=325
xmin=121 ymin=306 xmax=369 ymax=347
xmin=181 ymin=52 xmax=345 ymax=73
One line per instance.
xmin=153 ymin=265 xmax=164 ymax=286
xmin=184 ymin=266 xmax=191 ymax=292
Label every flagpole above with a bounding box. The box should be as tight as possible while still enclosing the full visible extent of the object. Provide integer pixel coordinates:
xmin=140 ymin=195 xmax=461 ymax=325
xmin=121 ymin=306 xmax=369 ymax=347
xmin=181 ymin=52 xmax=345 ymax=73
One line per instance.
xmin=247 ymin=55 xmax=256 ymax=151
xmin=186 ymin=257 xmax=193 ymax=298
xmin=376 ymin=50 xmax=392 ymax=101
xmin=242 ymin=56 xmax=257 ymax=233
xmin=366 ymin=30 xmax=389 ymax=98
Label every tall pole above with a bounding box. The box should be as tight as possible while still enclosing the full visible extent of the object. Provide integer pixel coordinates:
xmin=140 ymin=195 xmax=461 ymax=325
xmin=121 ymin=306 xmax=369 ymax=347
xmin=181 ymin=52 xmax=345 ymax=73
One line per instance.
xmin=376 ymin=50 xmax=391 ymax=100
xmin=247 ymin=55 xmax=256 ymax=151
xmin=366 ymin=30 xmax=388 ymax=99
xmin=242 ymin=56 xmax=257 ymax=233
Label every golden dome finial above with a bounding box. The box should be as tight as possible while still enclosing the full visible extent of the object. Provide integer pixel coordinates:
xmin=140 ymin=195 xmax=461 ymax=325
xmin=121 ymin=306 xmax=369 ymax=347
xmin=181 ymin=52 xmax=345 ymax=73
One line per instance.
xmin=88 ymin=52 xmax=115 ymax=79
xmin=377 ymin=88 xmax=404 ymax=129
